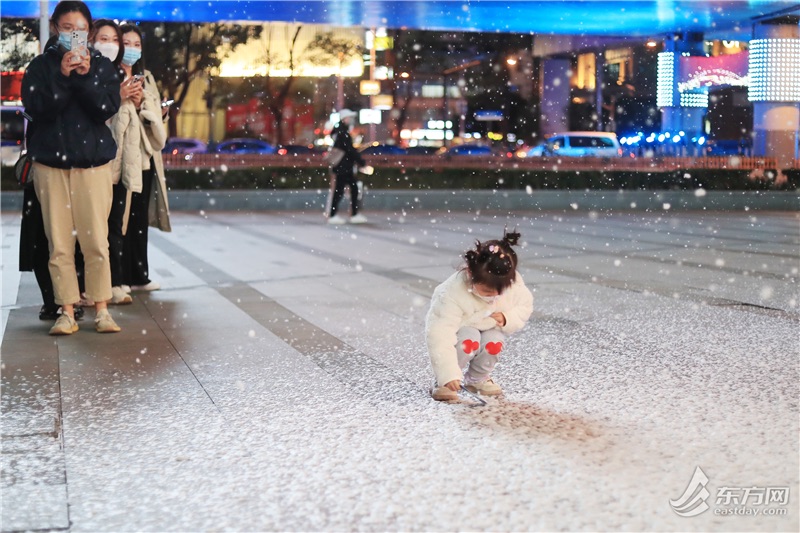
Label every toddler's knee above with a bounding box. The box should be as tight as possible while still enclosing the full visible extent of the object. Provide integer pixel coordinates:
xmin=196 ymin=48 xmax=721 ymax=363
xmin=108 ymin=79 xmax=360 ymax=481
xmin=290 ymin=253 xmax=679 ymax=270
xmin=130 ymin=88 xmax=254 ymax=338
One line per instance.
xmin=483 ymin=341 xmax=504 ymax=356
xmin=460 ymin=338 xmax=481 ymax=355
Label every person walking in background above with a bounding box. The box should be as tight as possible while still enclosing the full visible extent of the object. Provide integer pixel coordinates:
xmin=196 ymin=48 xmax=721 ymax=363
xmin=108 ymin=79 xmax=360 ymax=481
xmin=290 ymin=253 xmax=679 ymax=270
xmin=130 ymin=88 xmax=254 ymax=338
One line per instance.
xmin=22 ymin=0 xmax=121 ymax=335
xmin=426 ymin=230 xmax=533 ymax=401
xmin=328 ymin=109 xmax=368 ymax=225
xmin=91 ymin=19 xmax=132 ymax=306
xmin=118 ymin=24 xmax=171 ymax=293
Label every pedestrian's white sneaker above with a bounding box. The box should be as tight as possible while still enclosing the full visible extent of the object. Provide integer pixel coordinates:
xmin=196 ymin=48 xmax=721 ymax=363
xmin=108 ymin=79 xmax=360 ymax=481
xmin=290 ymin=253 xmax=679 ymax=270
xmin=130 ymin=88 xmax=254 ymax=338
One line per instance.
xmin=465 ymin=378 xmax=502 ymax=396
xmin=49 ymin=313 xmax=78 ymax=336
xmin=110 ymin=286 xmax=133 ymax=305
xmin=121 ymin=285 xmax=132 ymax=294
xmin=349 ymin=214 xmax=368 ymax=224
xmin=328 ymin=215 xmax=347 ymax=225
xmin=131 ymin=281 xmax=160 ymax=292
xmin=95 ymin=309 xmax=121 ymax=333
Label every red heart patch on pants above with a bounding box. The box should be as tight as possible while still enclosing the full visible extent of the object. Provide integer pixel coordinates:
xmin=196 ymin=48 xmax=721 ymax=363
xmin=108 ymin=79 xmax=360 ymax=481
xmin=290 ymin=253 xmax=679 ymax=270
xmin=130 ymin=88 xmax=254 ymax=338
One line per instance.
xmin=462 ymin=339 xmax=480 ymax=354
xmin=485 ymin=342 xmax=503 ymax=356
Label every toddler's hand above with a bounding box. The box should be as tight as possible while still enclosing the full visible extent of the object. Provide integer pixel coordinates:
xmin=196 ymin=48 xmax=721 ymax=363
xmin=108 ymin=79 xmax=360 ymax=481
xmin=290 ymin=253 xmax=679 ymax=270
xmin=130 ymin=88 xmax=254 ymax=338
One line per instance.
xmin=491 ymin=312 xmax=506 ymax=327
xmin=444 ymin=379 xmax=461 ymax=391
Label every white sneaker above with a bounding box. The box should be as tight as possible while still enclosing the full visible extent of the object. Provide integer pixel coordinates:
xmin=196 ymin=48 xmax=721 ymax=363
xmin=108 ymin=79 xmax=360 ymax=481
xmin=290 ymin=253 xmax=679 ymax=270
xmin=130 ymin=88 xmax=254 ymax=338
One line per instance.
xmin=328 ymin=215 xmax=347 ymax=225
xmin=130 ymin=281 xmax=160 ymax=291
xmin=95 ymin=308 xmax=121 ymax=333
xmin=110 ymin=286 xmax=133 ymax=305
xmin=49 ymin=313 xmax=78 ymax=336
xmin=349 ymin=214 xmax=368 ymax=224
xmin=465 ymin=378 xmax=502 ymax=396
xmin=121 ymin=285 xmax=132 ymax=294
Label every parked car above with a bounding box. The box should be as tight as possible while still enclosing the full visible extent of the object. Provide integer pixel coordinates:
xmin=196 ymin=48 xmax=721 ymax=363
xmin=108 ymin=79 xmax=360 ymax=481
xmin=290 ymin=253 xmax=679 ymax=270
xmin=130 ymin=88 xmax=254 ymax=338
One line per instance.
xmin=440 ymin=144 xmax=494 ymax=157
xmin=213 ymin=138 xmax=276 ymax=155
xmin=517 ymin=143 xmax=545 ymax=157
xmin=405 ymin=146 xmax=440 ymax=156
xmin=1 ymin=105 xmax=26 ymax=166
xmin=703 ymin=139 xmax=744 ymax=156
xmin=543 ymin=132 xmax=622 ymax=157
xmin=277 ymin=144 xmax=315 ymax=156
xmin=360 ymin=143 xmax=407 ymax=156
xmin=163 ymin=137 xmax=207 ymax=155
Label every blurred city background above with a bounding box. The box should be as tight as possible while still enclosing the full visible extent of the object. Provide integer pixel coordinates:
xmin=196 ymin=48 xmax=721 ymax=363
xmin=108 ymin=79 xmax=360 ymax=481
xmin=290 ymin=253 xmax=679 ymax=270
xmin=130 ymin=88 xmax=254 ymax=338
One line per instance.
xmin=2 ymin=1 xmax=799 ymax=171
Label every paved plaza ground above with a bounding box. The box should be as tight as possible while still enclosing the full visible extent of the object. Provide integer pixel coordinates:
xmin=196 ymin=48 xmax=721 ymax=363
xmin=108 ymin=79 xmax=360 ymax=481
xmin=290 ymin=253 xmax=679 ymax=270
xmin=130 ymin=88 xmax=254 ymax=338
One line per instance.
xmin=2 ymin=207 xmax=798 ymax=532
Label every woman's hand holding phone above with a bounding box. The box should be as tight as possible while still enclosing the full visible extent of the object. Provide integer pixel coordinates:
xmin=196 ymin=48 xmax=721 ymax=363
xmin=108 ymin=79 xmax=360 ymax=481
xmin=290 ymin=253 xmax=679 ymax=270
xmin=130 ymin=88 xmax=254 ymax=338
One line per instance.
xmin=73 ymin=52 xmax=90 ymax=75
xmin=121 ymin=76 xmax=144 ymax=105
xmin=60 ymin=51 xmax=89 ymax=77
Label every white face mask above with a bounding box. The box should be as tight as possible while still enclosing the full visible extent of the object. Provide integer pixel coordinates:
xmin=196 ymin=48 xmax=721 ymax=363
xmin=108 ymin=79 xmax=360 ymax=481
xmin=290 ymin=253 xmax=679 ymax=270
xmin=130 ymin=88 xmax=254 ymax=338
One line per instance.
xmin=94 ymin=42 xmax=119 ymax=62
xmin=470 ymin=285 xmax=498 ymax=304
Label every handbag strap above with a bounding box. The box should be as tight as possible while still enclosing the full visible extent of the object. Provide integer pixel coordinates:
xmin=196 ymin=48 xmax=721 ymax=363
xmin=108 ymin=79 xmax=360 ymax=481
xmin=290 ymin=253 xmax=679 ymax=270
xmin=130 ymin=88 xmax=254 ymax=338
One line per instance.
xmin=21 ymin=110 xmax=33 ymax=152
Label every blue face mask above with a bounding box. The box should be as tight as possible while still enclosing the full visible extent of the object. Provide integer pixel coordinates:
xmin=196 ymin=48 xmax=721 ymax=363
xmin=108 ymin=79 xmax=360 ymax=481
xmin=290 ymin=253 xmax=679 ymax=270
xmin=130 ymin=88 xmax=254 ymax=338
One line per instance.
xmin=58 ymin=32 xmax=72 ymax=50
xmin=122 ymin=48 xmax=141 ymax=66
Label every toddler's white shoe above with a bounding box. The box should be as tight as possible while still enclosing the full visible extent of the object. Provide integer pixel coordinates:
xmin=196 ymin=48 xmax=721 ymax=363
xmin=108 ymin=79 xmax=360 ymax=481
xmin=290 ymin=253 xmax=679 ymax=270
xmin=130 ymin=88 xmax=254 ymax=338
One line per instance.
xmin=465 ymin=378 xmax=502 ymax=396
xmin=328 ymin=215 xmax=347 ymax=225
xmin=431 ymin=384 xmax=458 ymax=402
xmin=349 ymin=214 xmax=368 ymax=224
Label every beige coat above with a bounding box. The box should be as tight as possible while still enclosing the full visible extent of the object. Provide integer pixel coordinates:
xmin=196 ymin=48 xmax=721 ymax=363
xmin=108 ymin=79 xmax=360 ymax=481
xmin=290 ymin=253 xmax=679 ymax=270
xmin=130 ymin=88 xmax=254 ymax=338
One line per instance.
xmin=140 ymin=71 xmax=170 ymax=232
xmin=426 ymin=270 xmax=534 ymax=386
xmin=111 ymin=100 xmax=143 ymax=192
xmin=110 ymin=70 xmax=171 ymax=233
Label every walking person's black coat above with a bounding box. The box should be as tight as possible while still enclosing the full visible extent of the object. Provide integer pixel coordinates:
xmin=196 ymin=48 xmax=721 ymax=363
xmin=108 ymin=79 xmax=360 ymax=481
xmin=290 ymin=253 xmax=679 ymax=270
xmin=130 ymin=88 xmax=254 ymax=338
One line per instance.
xmin=329 ymin=113 xmax=366 ymax=220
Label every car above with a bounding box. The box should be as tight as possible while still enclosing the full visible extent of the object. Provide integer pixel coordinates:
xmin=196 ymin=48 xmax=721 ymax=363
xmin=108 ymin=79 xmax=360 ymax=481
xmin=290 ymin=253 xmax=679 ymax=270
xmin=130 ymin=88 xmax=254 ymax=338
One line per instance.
xmin=162 ymin=137 xmax=207 ymax=155
xmin=440 ymin=144 xmax=494 ymax=157
xmin=543 ymin=132 xmax=622 ymax=157
xmin=703 ymin=139 xmax=744 ymax=156
xmin=1 ymin=105 xmax=26 ymax=166
xmin=518 ymin=143 xmax=545 ymax=157
xmin=277 ymin=144 xmax=315 ymax=156
xmin=213 ymin=138 xmax=276 ymax=155
xmin=359 ymin=143 xmax=408 ymax=156
xmin=405 ymin=146 xmax=439 ymax=156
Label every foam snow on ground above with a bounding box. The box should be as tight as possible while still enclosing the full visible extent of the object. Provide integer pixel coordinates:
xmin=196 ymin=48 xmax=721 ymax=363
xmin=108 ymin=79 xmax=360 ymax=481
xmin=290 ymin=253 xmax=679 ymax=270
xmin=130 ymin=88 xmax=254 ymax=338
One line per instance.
xmin=2 ymin=211 xmax=797 ymax=532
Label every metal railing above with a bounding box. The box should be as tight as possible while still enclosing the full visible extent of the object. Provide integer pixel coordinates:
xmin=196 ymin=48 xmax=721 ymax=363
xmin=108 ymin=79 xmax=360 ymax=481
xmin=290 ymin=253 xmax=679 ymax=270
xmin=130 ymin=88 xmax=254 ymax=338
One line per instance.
xmin=162 ymin=153 xmax=790 ymax=172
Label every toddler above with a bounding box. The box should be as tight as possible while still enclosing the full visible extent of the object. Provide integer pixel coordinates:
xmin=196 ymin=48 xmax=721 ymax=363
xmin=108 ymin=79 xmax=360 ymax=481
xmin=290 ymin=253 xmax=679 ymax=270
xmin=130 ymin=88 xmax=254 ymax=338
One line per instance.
xmin=426 ymin=230 xmax=533 ymax=401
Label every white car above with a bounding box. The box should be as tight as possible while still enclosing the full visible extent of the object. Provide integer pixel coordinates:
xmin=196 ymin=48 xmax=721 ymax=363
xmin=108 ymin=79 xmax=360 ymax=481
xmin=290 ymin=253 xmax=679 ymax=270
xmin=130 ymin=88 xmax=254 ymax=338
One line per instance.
xmin=543 ymin=131 xmax=622 ymax=157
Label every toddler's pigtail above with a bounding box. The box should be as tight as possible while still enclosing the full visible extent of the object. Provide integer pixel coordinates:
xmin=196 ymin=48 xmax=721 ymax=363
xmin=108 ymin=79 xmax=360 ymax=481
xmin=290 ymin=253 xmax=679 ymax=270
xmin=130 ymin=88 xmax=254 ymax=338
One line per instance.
xmin=464 ymin=248 xmax=480 ymax=267
xmin=502 ymin=229 xmax=521 ymax=247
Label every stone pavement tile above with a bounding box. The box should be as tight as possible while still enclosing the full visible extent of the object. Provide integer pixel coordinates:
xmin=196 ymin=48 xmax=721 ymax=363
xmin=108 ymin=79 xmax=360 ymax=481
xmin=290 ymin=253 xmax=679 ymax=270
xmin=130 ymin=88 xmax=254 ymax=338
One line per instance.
xmin=1 ymin=305 xmax=69 ymax=533
xmin=1 ymin=484 xmax=69 ymax=531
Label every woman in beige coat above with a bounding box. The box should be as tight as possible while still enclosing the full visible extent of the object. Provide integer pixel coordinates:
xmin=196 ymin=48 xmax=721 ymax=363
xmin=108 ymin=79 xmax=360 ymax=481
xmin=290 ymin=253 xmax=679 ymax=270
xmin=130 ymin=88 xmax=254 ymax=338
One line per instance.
xmin=117 ymin=24 xmax=171 ymax=294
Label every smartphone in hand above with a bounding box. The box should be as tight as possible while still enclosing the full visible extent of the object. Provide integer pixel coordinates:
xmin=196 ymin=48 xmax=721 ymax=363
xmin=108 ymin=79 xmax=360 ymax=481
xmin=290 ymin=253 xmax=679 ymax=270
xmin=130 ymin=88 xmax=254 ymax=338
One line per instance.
xmin=70 ymin=30 xmax=88 ymax=64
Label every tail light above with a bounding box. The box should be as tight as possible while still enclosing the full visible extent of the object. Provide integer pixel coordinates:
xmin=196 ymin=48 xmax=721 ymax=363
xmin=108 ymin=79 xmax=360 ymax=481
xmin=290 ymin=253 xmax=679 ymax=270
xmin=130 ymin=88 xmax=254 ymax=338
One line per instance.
xmin=278 ymin=148 xmax=287 ymax=155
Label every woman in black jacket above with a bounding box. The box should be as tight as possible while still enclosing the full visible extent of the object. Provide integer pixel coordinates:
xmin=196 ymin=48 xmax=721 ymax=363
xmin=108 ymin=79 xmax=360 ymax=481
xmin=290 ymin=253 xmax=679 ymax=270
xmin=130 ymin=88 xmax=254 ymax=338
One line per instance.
xmin=22 ymin=1 xmax=122 ymax=335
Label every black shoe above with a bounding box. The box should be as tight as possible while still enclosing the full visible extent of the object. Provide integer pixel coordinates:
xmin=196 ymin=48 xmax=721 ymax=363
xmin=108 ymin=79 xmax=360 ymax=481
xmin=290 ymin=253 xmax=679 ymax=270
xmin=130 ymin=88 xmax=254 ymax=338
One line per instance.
xmin=39 ymin=304 xmax=85 ymax=321
xmin=39 ymin=304 xmax=60 ymax=321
